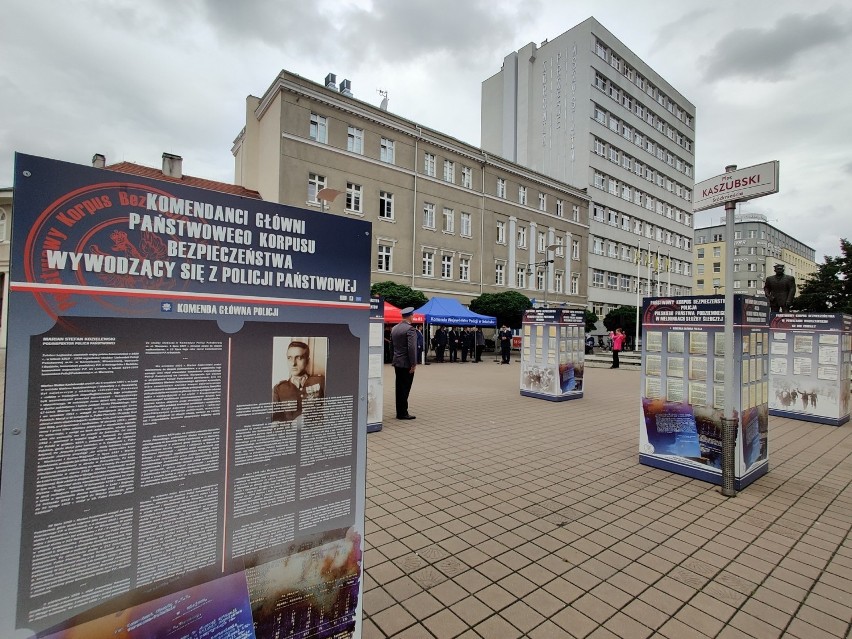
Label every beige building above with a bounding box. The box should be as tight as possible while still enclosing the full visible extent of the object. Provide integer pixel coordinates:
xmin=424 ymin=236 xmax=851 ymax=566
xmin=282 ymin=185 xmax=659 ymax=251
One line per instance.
xmin=233 ymin=71 xmax=590 ymax=307
xmin=694 ymin=212 xmax=816 ymax=295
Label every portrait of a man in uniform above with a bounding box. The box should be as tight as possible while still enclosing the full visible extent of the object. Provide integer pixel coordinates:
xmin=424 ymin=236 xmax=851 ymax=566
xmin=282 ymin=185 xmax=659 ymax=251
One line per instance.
xmin=272 ymin=338 xmax=326 ymax=421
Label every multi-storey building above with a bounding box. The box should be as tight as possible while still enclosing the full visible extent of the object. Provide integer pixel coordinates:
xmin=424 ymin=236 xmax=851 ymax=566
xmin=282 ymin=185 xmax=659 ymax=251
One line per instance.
xmin=232 ymin=71 xmax=590 ymax=308
xmin=482 ymin=17 xmax=695 ymax=322
xmin=694 ymin=212 xmax=816 ymax=295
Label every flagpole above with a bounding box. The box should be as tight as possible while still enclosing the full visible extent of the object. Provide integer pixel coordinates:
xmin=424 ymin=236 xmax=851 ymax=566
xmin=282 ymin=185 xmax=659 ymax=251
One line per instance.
xmin=635 ymin=239 xmax=641 ymax=350
xmin=667 ymin=249 xmax=672 ymax=295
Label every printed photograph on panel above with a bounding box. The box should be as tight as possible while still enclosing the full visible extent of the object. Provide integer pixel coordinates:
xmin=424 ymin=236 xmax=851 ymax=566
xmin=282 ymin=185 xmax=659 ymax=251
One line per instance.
xmin=645 ymin=331 xmax=663 ymax=353
xmin=688 ymin=332 xmax=708 ymax=355
xmin=667 ymin=331 xmax=685 ymax=354
xmin=272 ymin=337 xmax=328 ymax=422
xmin=688 ymin=357 xmax=708 ymax=381
xmin=714 ymin=332 xmax=726 ymax=356
xmin=666 ymin=357 xmax=684 ymax=378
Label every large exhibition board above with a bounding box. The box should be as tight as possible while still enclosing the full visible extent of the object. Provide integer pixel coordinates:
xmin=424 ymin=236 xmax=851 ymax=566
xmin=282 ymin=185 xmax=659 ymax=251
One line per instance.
xmin=768 ymin=313 xmax=851 ymax=426
xmin=520 ymin=308 xmax=585 ymax=401
xmin=0 ymin=154 xmax=372 ymax=638
xmin=639 ymin=295 xmax=770 ymax=489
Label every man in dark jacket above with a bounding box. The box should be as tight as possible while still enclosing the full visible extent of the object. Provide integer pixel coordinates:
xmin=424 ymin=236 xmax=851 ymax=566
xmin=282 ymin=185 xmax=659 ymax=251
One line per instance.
xmin=498 ymin=324 xmax=512 ymax=364
xmin=391 ymin=308 xmax=418 ymax=419
xmin=434 ymin=326 xmax=448 ymax=362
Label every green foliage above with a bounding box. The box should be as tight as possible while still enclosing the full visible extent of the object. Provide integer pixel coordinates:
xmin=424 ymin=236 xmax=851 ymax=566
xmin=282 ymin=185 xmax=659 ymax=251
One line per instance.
xmin=469 ymin=291 xmax=532 ymax=329
xmin=603 ymin=305 xmax=640 ymax=338
xmin=583 ymin=308 xmax=598 ymax=334
xmin=791 ymin=239 xmax=852 ymax=314
xmin=370 ymin=281 xmax=428 ymax=310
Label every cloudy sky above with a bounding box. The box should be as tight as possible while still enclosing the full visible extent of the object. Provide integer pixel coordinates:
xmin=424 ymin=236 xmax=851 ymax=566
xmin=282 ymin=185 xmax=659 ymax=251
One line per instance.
xmin=3 ymin=0 xmax=851 ymax=262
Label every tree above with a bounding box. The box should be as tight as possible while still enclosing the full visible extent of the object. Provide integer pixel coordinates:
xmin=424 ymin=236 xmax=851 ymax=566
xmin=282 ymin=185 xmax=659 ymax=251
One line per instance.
xmin=370 ymin=282 xmax=428 ymax=310
xmin=603 ymin=305 xmax=639 ymax=340
xmin=790 ymin=239 xmax=852 ymax=314
xmin=583 ymin=309 xmax=598 ymax=334
xmin=469 ymin=291 xmax=532 ymax=329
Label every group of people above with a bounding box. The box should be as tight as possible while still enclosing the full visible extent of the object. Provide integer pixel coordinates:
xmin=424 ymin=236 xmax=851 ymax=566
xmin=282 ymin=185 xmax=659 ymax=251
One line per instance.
xmin=432 ymin=326 xmax=486 ymax=363
xmin=776 ymin=388 xmax=818 ymax=411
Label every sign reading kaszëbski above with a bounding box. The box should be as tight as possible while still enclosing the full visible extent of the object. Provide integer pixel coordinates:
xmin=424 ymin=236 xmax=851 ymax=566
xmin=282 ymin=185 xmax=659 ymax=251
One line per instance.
xmin=692 ymin=161 xmax=780 ymax=213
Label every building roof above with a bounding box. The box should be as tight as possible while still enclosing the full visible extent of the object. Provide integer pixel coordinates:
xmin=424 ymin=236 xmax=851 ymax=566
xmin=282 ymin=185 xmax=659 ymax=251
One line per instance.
xmin=106 ymin=161 xmax=262 ymax=199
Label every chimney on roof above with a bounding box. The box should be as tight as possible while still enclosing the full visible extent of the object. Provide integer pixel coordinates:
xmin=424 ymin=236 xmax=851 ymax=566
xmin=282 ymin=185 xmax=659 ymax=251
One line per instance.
xmin=162 ymin=152 xmax=183 ymax=179
xmin=325 ymin=73 xmax=337 ymax=91
xmin=339 ymin=79 xmax=352 ymax=97
xmin=92 ymin=153 xmax=105 ymax=168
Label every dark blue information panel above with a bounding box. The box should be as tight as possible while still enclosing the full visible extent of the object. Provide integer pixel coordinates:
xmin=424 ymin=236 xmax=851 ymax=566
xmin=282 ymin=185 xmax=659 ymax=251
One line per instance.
xmin=0 ymin=154 xmax=372 ymax=638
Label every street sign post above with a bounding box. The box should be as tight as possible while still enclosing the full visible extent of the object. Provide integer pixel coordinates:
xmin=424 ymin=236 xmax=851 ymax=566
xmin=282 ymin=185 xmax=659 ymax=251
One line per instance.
xmin=692 ymin=161 xmax=779 ymax=213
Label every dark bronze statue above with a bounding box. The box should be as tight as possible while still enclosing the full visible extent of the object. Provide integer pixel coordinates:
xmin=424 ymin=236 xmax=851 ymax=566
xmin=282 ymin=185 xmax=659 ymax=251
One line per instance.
xmin=763 ymin=264 xmax=796 ymax=312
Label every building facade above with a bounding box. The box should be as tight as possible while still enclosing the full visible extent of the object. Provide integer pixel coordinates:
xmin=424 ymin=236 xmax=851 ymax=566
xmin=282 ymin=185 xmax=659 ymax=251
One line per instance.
xmin=694 ymin=212 xmax=816 ymax=296
xmin=482 ymin=17 xmax=696 ymax=322
xmin=233 ymin=71 xmax=590 ymax=308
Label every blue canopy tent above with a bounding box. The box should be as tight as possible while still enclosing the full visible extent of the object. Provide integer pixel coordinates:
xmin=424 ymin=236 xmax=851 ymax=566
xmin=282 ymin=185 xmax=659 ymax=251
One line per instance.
xmin=414 ymin=297 xmax=496 ymax=326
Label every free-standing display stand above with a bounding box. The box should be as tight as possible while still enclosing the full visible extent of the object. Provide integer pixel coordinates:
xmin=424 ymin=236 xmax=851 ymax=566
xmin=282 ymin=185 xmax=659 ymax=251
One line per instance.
xmin=768 ymin=313 xmax=851 ymax=426
xmin=367 ymin=297 xmax=385 ymax=432
xmin=520 ymin=308 xmax=585 ymax=401
xmin=639 ymin=295 xmax=770 ymax=489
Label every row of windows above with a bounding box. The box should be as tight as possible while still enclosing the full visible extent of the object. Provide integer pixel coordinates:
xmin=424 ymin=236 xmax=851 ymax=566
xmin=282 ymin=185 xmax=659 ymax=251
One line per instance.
xmin=594 ymin=38 xmax=694 ymax=131
xmin=696 ymin=262 xmax=763 ymax=275
xmin=311 ymin=113 xmax=400 ymax=167
xmin=422 ymin=153 xmax=475 ymax=188
xmin=591 ymin=269 xmax=691 ymax=295
xmin=592 ymin=134 xmax=692 ymax=198
xmin=590 ymin=237 xmax=691 ymax=275
xmin=590 ymin=119 xmax=693 ymax=204
xmin=493 ymin=220 xmax=581 ymax=259
xmin=590 ymin=203 xmax=692 ymax=250
xmin=592 ymin=72 xmax=693 ymax=157
xmin=495 ymin=263 xmax=579 ymax=294
xmin=696 ymin=246 xmax=768 ymax=258
xmin=696 ymin=279 xmax=760 ymax=291
xmin=422 ymin=203 xmax=474 ymax=236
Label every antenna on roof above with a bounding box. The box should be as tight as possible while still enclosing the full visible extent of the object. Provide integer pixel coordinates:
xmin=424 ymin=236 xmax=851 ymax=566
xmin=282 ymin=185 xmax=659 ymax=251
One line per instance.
xmin=378 ymin=89 xmax=389 ymax=111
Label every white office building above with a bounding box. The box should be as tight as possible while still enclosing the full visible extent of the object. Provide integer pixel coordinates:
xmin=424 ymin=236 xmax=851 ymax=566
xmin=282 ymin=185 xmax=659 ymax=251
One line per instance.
xmin=482 ymin=17 xmax=696 ymax=323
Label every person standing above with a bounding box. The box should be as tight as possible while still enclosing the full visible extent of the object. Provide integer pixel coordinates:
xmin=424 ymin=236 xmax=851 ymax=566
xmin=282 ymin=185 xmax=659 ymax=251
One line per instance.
xmin=460 ymin=327 xmax=471 ymax=362
xmin=498 ymin=324 xmax=512 ymax=364
xmin=448 ymin=327 xmax=460 ymax=362
xmin=474 ymin=327 xmax=486 ymax=363
xmin=391 ymin=308 xmax=418 ymax=419
xmin=434 ymin=326 xmax=448 ymax=362
xmin=610 ymin=328 xmax=626 ymax=369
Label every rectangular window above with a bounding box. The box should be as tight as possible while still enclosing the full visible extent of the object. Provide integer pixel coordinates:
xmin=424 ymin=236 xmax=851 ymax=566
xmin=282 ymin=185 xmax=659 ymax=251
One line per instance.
xmin=593 ymin=238 xmax=604 ymax=255
xmin=594 ymin=172 xmax=605 ymax=189
xmin=443 ymin=160 xmax=455 ymax=183
xmin=713 ymin=246 xmax=721 ymax=257
xmin=538 ymin=231 xmax=546 ymax=252
xmin=733 ymin=280 xmax=741 ymax=289
xmin=697 ymin=264 xmax=705 ymax=275
xmin=607 ymin=273 xmax=619 ymax=289
xmin=517 ymin=267 xmax=526 ymax=288
xmin=697 ymin=279 xmax=704 ymax=289
xmin=380 ymin=137 xmax=395 ymax=163
xmin=572 ymin=204 xmax=580 ymax=222
xmin=460 ymin=212 xmax=472 ymax=237
xmin=379 ymin=191 xmax=394 ymax=219
xmin=495 ymin=262 xmax=505 ymax=285
xmin=309 ymin=113 xmax=328 ymax=143
xmin=345 ymin=182 xmax=362 ymax=213
xmin=539 ymin=192 xmax=547 ymax=211
xmin=518 ymin=186 xmax=527 ymax=205
xmin=497 ymin=178 xmax=507 ymax=198
xmin=347 ymin=126 xmax=364 ymax=154
xmin=442 ymin=207 xmax=454 ymax=233
xmin=571 ymin=273 xmax=579 ymax=295
xmin=377 ymin=245 xmax=392 ymax=272
xmin=555 ymin=272 xmax=564 ymax=293
xmin=424 ymin=152 xmax=436 ymax=177
xmin=441 ymin=255 xmax=453 ymax=280
xmin=748 ymin=280 xmax=758 ymax=288
xmin=517 ymin=227 xmax=527 ymax=248
xmin=423 ymin=203 xmax=435 ymax=229
xmin=554 ymin=236 xmax=564 ymax=257
xmin=536 ymin=270 xmax=545 ymax=291
xmin=572 ymin=239 xmax=580 ymax=260
xmin=459 ymin=257 xmax=470 ymax=282
xmin=462 ymin=166 xmax=473 ymax=189
xmin=594 ymin=139 xmax=605 ymax=156
xmin=621 ymin=275 xmax=631 ymax=290
xmin=713 ymin=262 xmax=721 ymax=273
xmin=697 ymin=248 xmax=705 ymax=258
xmin=748 ymin=263 xmax=757 ymax=271
xmin=556 ymin=199 xmax=564 ymax=217
xmin=609 ymin=147 xmax=619 ymax=163
xmin=308 ymin=173 xmax=326 ymax=203
xmin=733 ymin=264 xmax=740 ymax=272
xmin=422 ymin=250 xmax=434 ymax=277
xmin=496 ymin=220 xmax=506 ymax=244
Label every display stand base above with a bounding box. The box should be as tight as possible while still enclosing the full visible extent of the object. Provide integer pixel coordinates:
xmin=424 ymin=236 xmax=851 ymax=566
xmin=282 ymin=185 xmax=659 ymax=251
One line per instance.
xmin=367 ymin=422 xmax=383 ymax=433
xmin=768 ymin=409 xmax=849 ymax=427
xmin=520 ymin=390 xmax=583 ymax=402
xmin=639 ymin=454 xmax=768 ymax=490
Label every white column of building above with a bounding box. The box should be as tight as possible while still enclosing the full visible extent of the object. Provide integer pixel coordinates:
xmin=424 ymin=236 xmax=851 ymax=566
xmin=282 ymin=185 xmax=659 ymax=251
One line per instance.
xmin=528 ymin=221 xmax=537 ymax=293
xmin=508 ymin=216 xmax=517 ymax=287
xmin=565 ymin=232 xmax=572 ymax=301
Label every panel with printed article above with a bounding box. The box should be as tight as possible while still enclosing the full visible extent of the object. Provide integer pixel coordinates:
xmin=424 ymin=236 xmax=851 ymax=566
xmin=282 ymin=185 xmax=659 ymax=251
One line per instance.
xmin=520 ymin=308 xmax=585 ymax=402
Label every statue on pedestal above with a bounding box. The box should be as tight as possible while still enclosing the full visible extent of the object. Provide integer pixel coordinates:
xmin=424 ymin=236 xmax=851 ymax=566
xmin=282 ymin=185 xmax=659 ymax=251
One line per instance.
xmin=763 ymin=264 xmax=796 ymax=312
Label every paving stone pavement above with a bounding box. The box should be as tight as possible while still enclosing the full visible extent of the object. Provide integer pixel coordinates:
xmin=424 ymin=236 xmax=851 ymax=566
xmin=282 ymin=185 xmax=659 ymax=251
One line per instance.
xmin=362 ymin=359 xmax=852 ymax=638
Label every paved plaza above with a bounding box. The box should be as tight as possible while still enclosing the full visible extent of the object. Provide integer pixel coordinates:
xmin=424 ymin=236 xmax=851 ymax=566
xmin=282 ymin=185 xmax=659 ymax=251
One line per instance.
xmin=362 ymin=358 xmax=852 ymax=638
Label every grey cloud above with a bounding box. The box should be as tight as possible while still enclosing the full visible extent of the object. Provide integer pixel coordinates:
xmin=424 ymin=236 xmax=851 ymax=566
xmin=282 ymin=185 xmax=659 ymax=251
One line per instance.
xmin=701 ymin=9 xmax=852 ymax=81
xmin=842 ymin=161 xmax=852 ymax=175
xmin=649 ymin=8 xmax=713 ymax=54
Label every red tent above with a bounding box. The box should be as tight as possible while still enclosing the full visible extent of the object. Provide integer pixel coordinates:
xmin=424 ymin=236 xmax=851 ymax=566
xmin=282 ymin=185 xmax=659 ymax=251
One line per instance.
xmin=383 ymin=301 xmax=425 ymax=324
